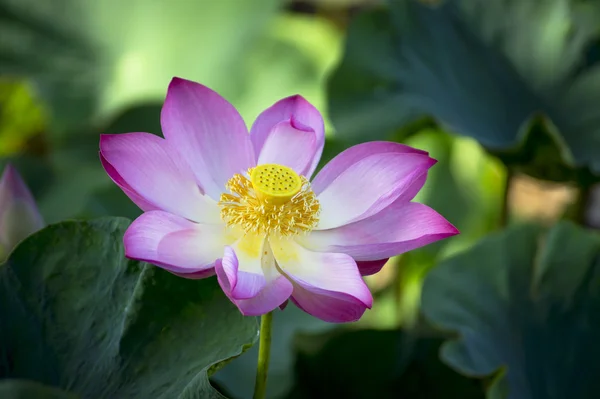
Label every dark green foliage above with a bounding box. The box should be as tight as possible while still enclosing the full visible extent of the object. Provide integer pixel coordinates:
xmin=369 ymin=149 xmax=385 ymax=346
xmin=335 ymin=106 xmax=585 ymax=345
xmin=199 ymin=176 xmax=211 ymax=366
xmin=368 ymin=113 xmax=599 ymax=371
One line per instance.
xmin=0 ymin=218 xmax=258 ymax=398
xmin=287 ymin=328 xmax=485 ymax=399
xmin=328 ymin=0 xmax=600 ymax=182
xmin=422 ymin=222 xmax=600 ymax=398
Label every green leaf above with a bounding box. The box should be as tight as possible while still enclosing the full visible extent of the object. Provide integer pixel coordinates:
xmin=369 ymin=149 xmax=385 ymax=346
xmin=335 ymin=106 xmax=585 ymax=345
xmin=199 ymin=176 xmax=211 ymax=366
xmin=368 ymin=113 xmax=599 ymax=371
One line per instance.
xmin=286 ymin=328 xmax=485 ymax=399
xmin=421 ymin=222 xmax=600 ymax=398
xmin=0 ymin=217 xmax=258 ymax=398
xmin=0 ymin=380 xmax=77 ymax=399
xmin=328 ymin=0 xmax=600 ymax=181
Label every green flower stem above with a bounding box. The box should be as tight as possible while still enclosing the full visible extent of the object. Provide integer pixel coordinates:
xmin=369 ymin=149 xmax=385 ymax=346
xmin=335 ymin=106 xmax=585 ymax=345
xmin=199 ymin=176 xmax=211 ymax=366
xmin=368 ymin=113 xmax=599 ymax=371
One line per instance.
xmin=253 ymin=311 xmax=273 ymax=399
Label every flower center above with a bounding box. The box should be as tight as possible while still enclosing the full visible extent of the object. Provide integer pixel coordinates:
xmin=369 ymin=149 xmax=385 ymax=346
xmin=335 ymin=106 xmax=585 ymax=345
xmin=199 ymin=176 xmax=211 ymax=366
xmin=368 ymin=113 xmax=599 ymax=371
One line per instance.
xmin=219 ymin=164 xmax=320 ymax=236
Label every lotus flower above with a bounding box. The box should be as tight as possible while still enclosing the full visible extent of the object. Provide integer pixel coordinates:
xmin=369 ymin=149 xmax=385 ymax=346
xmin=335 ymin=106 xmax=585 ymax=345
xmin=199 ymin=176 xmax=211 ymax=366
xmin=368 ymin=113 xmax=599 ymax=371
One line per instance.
xmin=0 ymin=164 xmax=44 ymax=261
xmin=100 ymin=77 xmax=458 ymax=322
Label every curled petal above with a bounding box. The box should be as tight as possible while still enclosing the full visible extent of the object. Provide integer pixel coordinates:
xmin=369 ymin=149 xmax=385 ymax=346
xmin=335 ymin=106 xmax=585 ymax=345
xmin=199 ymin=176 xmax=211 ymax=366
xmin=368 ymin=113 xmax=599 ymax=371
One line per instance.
xmin=270 ymin=236 xmax=372 ymax=323
xmin=124 ymin=210 xmax=231 ymax=275
xmin=315 ymin=150 xmax=436 ymax=229
xmin=161 ymin=77 xmax=255 ymax=200
xmin=215 ymin=246 xmax=239 ymax=293
xmin=216 ymin=238 xmax=292 ymax=314
xmin=251 ymin=95 xmax=324 ymax=178
xmin=301 ymin=201 xmax=458 ymax=261
xmin=100 ymin=133 xmax=221 ymax=223
xmin=218 ymin=235 xmax=267 ymax=300
xmin=256 ymin=120 xmax=317 ymax=176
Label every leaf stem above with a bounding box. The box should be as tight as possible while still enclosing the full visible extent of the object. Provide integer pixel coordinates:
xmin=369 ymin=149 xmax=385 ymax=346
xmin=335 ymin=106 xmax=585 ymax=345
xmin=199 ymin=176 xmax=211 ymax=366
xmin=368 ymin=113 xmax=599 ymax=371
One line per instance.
xmin=253 ymin=311 xmax=273 ymax=399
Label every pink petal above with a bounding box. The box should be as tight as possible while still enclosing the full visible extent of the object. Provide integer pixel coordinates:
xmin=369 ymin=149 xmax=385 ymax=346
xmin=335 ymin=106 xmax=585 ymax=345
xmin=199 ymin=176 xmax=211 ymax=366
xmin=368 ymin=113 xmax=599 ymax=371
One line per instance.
xmin=0 ymin=164 xmax=44 ymax=253
xmin=315 ymin=151 xmax=436 ymax=229
xmin=289 ymin=292 xmax=368 ymax=324
xmin=100 ymin=153 xmax=158 ymax=212
xmin=161 ymin=77 xmax=255 ymax=199
xmin=217 ymin=262 xmax=293 ymax=316
xmin=100 ymin=133 xmax=221 ymax=223
xmin=171 ymin=268 xmax=216 ymax=280
xmin=215 ymin=246 xmax=239 ymax=293
xmin=270 ymin=236 xmax=372 ymax=323
xmin=234 ymin=276 xmax=293 ymax=316
xmin=250 ymin=95 xmax=325 ymax=178
xmin=301 ymin=201 xmax=458 ymax=261
xmin=311 ymin=141 xmax=428 ymax=195
xmin=218 ymin=236 xmax=267 ymax=300
xmin=216 ymin=239 xmax=292 ymax=315
xmin=356 ymin=258 xmax=389 ymax=276
xmin=124 ymin=210 xmax=229 ymax=275
xmin=256 ymin=120 xmax=317 ymax=176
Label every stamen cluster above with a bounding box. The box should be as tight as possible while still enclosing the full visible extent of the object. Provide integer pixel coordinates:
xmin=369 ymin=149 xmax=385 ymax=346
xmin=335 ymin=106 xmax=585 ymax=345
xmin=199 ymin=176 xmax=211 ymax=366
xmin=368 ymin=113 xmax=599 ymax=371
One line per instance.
xmin=219 ymin=168 xmax=320 ymax=236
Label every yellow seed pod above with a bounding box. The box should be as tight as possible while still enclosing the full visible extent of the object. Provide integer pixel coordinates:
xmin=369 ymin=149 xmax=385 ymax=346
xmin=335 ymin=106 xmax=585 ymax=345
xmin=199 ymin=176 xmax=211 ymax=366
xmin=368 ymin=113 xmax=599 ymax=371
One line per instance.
xmin=250 ymin=164 xmax=302 ymax=205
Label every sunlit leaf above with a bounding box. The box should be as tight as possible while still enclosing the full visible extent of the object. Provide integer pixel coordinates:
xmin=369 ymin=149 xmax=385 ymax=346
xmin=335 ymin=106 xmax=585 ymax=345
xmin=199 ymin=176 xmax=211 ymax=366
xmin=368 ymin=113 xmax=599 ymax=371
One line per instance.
xmin=0 ymin=79 xmax=46 ymax=156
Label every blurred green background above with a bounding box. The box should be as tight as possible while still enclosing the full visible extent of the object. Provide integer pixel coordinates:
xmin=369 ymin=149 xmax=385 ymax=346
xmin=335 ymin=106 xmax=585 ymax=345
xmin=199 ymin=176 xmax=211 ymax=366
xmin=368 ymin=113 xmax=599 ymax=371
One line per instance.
xmin=2 ymin=0 xmax=598 ymax=398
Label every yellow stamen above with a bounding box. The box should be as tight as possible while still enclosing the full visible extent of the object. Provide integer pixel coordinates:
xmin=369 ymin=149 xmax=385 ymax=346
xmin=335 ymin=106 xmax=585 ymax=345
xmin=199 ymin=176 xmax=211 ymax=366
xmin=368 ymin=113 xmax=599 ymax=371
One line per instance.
xmin=219 ymin=164 xmax=320 ymax=236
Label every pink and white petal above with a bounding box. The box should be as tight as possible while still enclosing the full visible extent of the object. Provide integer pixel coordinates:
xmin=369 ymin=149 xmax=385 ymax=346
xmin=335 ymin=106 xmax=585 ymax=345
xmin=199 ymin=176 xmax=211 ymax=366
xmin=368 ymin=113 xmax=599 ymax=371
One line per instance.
xmin=100 ymin=133 xmax=221 ymax=223
xmin=219 ymin=234 xmax=270 ymax=300
xmin=124 ymin=210 xmax=229 ymax=275
xmin=216 ymin=238 xmax=291 ymax=313
xmin=100 ymin=153 xmax=158 ymax=212
xmin=256 ymin=120 xmax=317 ymax=176
xmin=270 ymin=236 xmax=372 ymax=323
xmin=311 ymin=141 xmax=428 ymax=195
xmin=215 ymin=246 xmax=239 ymax=293
xmin=300 ymin=201 xmax=458 ymax=261
xmin=161 ymin=77 xmax=255 ymax=199
xmin=315 ymin=152 xmax=436 ymax=229
xmin=250 ymin=95 xmax=325 ymax=178
xmin=356 ymin=258 xmax=389 ymax=276
xmin=217 ymin=269 xmax=293 ymax=316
